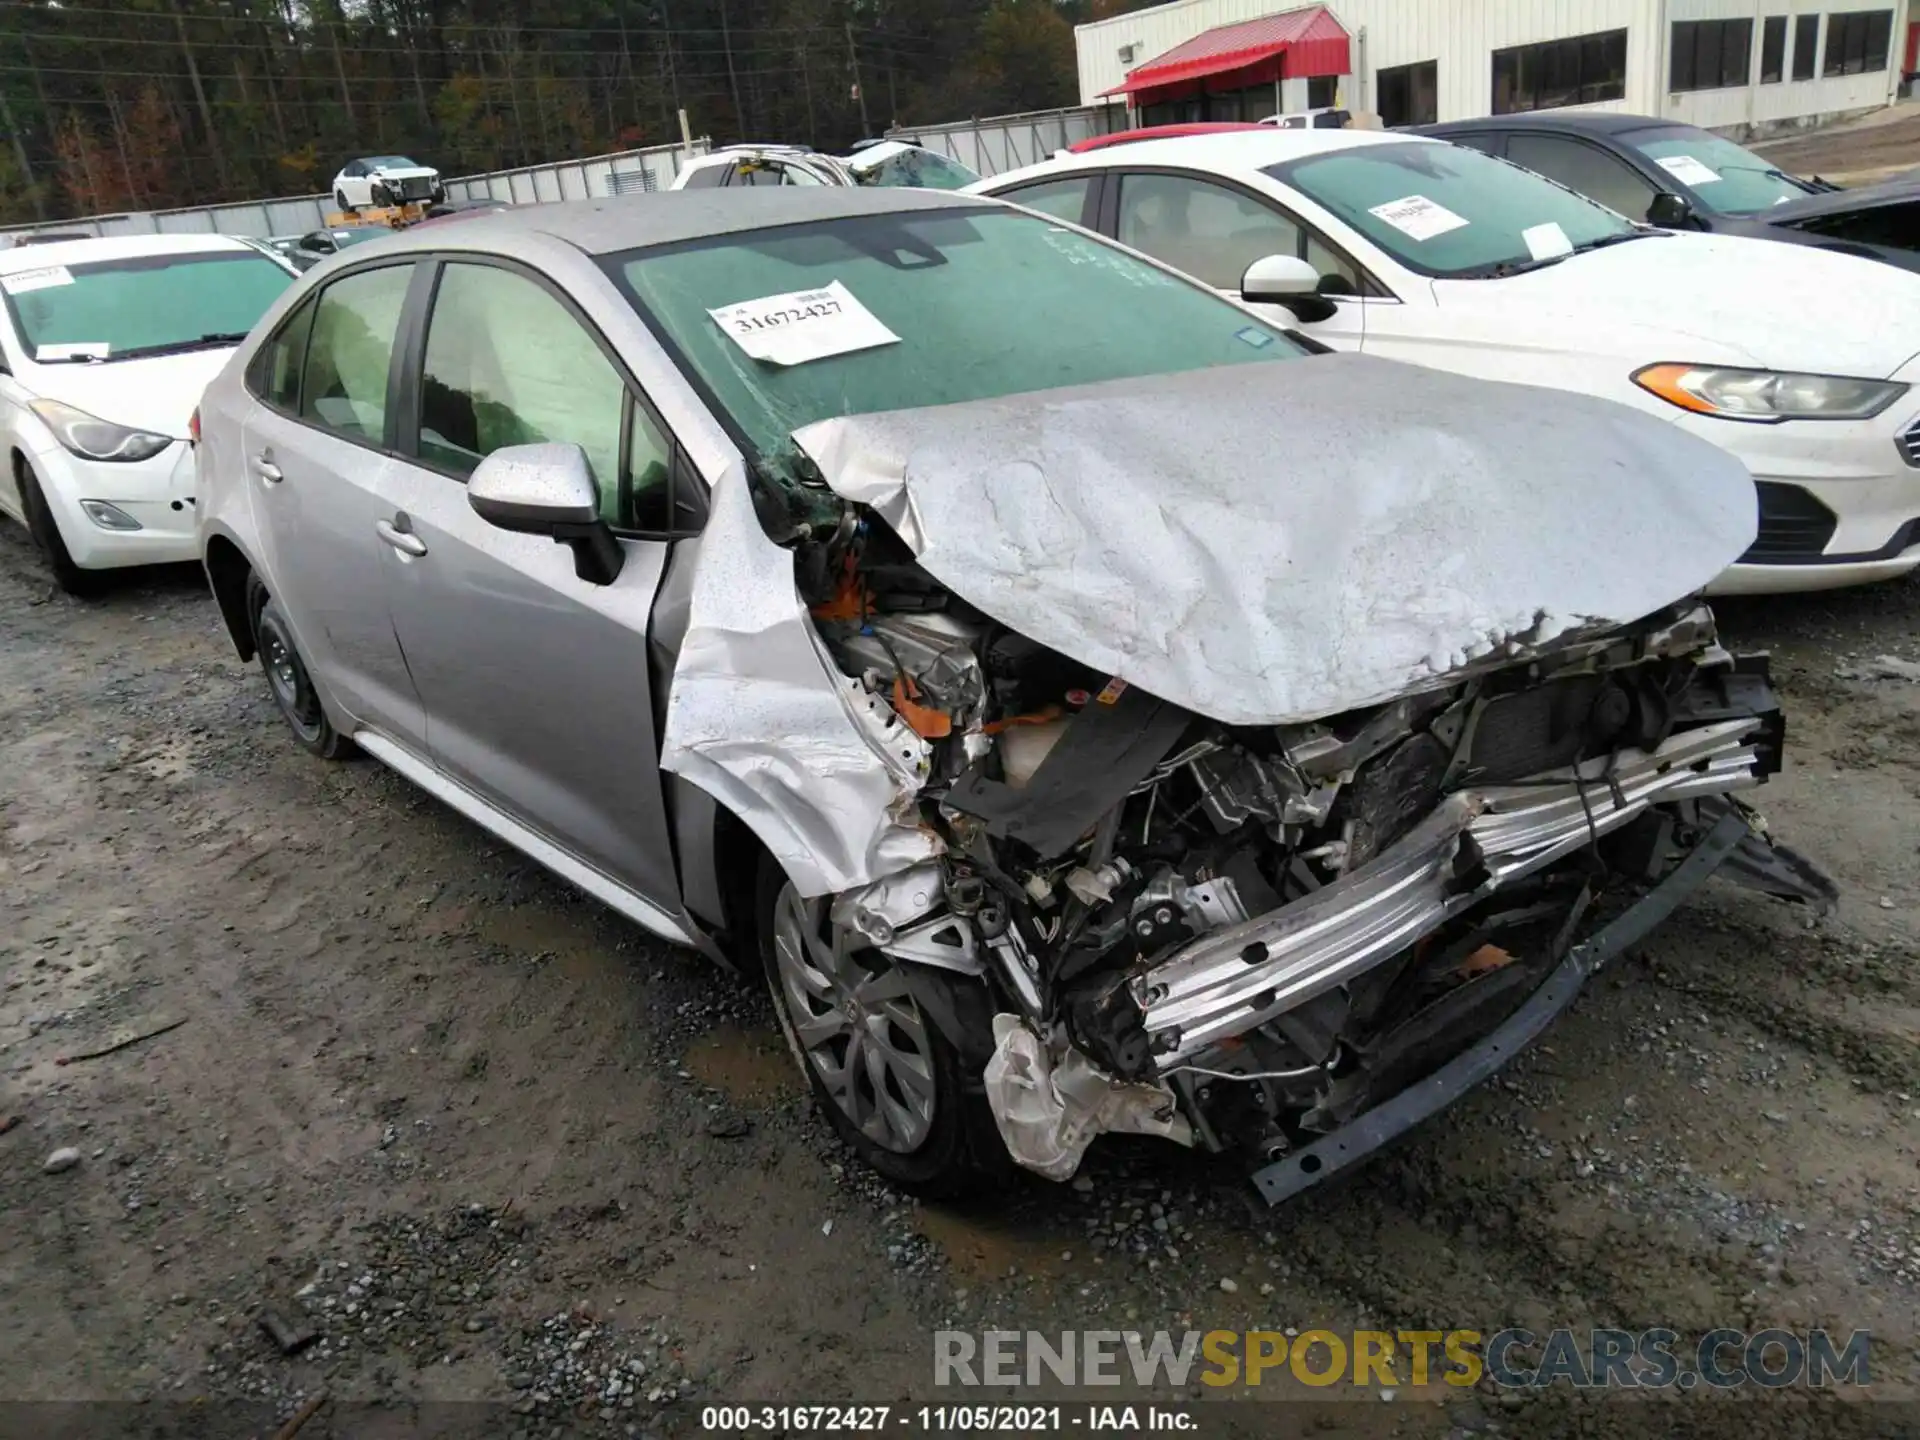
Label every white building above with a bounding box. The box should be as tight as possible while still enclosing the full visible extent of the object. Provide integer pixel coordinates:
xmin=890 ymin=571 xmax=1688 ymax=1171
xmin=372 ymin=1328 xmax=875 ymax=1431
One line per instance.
xmin=1076 ymin=0 xmax=1915 ymax=137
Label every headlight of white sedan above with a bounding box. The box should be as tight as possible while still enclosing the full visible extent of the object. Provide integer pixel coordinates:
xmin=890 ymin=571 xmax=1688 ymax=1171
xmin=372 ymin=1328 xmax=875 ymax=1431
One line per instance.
xmin=27 ymin=398 xmax=174 ymax=462
xmin=1633 ymin=363 xmax=1908 ymax=423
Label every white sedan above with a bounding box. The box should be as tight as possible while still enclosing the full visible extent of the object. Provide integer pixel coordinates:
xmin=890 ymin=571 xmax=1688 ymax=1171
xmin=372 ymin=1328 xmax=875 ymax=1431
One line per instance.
xmin=0 ymin=234 xmax=295 ymax=592
xmin=972 ymin=129 xmax=1920 ymax=594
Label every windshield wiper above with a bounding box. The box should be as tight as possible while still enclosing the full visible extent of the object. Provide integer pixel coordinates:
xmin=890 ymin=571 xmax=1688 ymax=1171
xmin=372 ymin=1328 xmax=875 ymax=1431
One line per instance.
xmin=109 ymin=331 xmax=251 ymax=361
xmin=1569 ymin=230 xmax=1661 ymax=254
xmin=1471 ymin=228 xmax=1658 ymax=278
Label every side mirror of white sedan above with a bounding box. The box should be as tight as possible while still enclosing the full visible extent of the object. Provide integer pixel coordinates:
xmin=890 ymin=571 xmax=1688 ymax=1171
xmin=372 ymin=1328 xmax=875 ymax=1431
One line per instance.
xmin=1240 ymin=253 xmax=1340 ymax=325
xmin=1240 ymin=253 xmax=1322 ymax=302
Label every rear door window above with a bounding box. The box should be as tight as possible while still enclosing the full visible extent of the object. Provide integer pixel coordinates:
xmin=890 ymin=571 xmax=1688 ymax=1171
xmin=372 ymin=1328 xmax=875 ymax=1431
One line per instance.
xmin=248 ymin=296 xmax=317 ymax=412
xmin=299 ymin=263 xmax=412 ymax=444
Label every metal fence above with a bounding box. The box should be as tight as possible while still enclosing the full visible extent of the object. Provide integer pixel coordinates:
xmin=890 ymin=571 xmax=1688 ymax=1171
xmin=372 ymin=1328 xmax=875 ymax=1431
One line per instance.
xmin=0 ymin=138 xmax=711 ymax=241
xmin=886 ymin=104 xmax=1126 ymax=177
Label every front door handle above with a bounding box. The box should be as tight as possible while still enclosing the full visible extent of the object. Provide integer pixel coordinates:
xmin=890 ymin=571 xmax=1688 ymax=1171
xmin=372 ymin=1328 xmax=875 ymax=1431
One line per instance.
xmin=375 ymin=517 xmax=428 ymax=557
xmin=251 ymin=451 xmax=282 ymax=484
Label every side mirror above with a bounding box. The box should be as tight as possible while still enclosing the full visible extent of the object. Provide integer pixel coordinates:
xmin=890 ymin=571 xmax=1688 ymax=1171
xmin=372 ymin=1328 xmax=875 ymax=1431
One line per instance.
xmin=468 ymin=442 xmax=624 ymax=585
xmin=1645 ymin=191 xmax=1695 ymax=229
xmin=1240 ymin=253 xmax=1338 ymax=322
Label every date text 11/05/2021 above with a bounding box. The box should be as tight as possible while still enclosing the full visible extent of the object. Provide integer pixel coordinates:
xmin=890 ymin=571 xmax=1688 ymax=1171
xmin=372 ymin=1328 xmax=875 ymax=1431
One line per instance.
xmin=702 ymin=1407 xmax=1197 ymax=1432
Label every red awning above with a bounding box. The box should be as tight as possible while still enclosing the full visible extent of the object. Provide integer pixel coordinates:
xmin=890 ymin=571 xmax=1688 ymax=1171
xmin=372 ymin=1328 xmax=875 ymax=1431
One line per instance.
xmin=1101 ymin=5 xmax=1351 ymax=103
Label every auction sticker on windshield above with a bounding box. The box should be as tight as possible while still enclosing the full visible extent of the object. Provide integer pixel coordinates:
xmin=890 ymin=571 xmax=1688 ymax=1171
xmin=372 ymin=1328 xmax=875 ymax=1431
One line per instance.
xmin=1655 ymin=155 xmax=1721 ymax=187
xmin=1 ymin=266 xmax=74 ymax=295
xmin=708 ymin=281 xmax=900 ymax=367
xmin=1521 ymin=222 xmax=1573 ymax=261
xmin=1368 ymin=195 xmax=1468 ymax=242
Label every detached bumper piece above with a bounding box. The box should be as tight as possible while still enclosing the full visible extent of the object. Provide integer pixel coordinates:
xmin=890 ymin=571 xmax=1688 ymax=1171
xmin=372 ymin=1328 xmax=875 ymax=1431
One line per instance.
xmin=1248 ymin=806 xmax=1749 ymax=1207
xmin=1133 ymin=717 xmax=1766 ymax=1069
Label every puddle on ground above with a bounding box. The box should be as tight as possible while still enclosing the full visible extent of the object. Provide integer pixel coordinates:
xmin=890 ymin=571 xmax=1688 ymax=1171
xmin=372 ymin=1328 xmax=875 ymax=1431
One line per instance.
xmin=684 ymin=1023 xmax=804 ymax=1108
xmin=915 ymin=1204 xmax=1074 ymax=1286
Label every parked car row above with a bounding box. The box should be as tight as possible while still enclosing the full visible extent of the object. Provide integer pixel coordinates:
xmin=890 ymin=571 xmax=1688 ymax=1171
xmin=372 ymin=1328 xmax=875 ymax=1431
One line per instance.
xmin=0 ymin=127 xmax=1873 ymax=1208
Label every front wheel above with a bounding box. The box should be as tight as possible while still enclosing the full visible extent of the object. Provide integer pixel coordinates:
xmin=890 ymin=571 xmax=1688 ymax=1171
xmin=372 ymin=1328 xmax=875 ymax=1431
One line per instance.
xmin=248 ymin=578 xmax=354 ymax=760
xmin=17 ymin=461 xmax=98 ymax=596
xmin=757 ymin=861 xmax=1009 ymax=1198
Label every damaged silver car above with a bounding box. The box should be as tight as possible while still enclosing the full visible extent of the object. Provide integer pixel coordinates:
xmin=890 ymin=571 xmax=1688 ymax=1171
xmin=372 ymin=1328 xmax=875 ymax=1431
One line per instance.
xmin=194 ymin=188 xmax=1834 ymax=1206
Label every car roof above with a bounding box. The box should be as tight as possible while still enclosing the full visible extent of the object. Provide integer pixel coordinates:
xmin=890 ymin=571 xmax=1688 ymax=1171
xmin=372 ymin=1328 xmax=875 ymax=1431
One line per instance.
xmin=0 ymin=231 xmax=254 ymax=274
xmin=1422 ymin=111 xmax=1678 ymax=138
xmin=369 ymin=187 xmax=988 ymax=258
xmin=984 ymin=127 xmax=1433 ymax=187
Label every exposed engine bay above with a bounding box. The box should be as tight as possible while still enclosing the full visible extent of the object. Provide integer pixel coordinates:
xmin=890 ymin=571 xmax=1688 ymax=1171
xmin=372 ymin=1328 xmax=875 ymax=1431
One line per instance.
xmin=794 ymin=511 xmax=1836 ymax=1192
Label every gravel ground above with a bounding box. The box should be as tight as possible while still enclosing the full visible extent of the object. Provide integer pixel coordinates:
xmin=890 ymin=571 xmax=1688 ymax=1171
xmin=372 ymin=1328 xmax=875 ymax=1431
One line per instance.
xmin=2 ymin=523 xmax=1919 ymax=1440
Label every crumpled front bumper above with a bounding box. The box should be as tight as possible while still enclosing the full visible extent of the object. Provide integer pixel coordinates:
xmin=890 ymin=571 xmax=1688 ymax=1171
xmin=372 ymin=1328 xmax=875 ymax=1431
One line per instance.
xmin=1246 ymin=805 xmax=1753 ymax=1205
xmin=1131 ymin=717 xmax=1768 ymax=1070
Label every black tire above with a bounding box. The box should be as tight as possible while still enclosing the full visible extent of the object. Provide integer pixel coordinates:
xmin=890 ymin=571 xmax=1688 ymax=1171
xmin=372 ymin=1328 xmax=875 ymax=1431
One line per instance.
xmin=755 ymin=857 xmax=1011 ymax=1199
xmin=17 ymin=461 xmax=99 ymax=596
xmin=247 ymin=577 xmax=354 ymax=760
xmin=334 ymin=189 xmax=351 ymax=213
xmin=370 ymin=181 xmax=393 ymax=208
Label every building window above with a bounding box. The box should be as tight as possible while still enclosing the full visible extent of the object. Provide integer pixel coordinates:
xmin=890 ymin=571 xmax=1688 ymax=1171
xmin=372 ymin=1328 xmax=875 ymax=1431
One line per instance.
xmin=1491 ymin=29 xmax=1628 ymax=114
xmin=1670 ymin=18 xmax=1754 ymax=91
xmin=1823 ymin=10 xmax=1894 ymax=75
xmin=1307 ymin=76 xmax=1337 ymax=108
xmin=1376 ymin=60 xmax=1438 ymax=127
xmin=1761 ymin=15 xmax=1787 ymax=82
xmin=1793 ymin=13 xmax=1821 ymax=78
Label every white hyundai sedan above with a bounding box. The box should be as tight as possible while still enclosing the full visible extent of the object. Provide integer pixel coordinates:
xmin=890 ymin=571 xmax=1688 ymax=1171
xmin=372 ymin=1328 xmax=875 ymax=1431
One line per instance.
xmin=0 ymin=234 xmax=295 ymax=591
xmin=973 ymin=129 xmax=1920 ymax=594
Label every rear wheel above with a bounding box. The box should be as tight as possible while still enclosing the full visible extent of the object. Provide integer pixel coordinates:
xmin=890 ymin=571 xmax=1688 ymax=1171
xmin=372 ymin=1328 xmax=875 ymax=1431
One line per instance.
xmin=334 ymin=188 xmax=351 ymax=213
xmin=248 ymin=577 xmax=354 ymax=760
xmin=17 ymin=461 xmax=98 ymax=596
xmin=757 ymin=858 xmax=1008 ymax=1198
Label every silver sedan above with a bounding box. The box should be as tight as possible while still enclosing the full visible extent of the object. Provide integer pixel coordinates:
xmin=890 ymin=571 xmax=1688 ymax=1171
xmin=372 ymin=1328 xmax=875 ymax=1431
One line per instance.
xmin=194 ymin=188 xmax=1829 ymax=1205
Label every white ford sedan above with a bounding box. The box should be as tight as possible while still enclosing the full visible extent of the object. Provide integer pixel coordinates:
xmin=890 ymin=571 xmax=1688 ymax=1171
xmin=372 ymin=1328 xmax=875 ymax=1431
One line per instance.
xmin=0 ymin=234 xmax=295 ymax=591
xmin=972 ymin=129 xmax=1920 ymax=594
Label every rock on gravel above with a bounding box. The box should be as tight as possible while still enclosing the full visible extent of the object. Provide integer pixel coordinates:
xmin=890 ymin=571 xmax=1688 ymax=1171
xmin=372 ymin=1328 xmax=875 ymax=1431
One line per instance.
xmin=42 ymin=1147 xmax=81 ymax=1174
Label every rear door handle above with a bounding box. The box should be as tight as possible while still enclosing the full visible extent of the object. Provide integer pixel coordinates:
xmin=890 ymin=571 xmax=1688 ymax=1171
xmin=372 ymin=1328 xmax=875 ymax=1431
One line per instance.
xmin=251 ymin=451 xmax=282 ymax=484
xmin=375 ymin=518 xmax=427 ymax=557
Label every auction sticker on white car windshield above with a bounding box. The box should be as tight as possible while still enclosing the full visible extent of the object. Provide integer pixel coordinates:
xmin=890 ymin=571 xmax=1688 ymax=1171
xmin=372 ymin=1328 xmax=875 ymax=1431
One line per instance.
xmin=1521 ymin=222 xmax=1573 ymax=261
xmin=708 ymin=281 xmax=899 ymax=367
xmin=1655 ymin=155 xmax=1721 ymax=186
xmin=1368 ymin=195 xmax=1469 ymax=242
xmin=1 ymin=266 xmax=74 ymax=295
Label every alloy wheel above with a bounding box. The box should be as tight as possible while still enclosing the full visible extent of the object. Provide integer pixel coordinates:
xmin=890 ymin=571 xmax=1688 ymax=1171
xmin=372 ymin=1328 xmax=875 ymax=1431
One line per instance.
xmin=770 ymin=886 xmax=936 ymax=1154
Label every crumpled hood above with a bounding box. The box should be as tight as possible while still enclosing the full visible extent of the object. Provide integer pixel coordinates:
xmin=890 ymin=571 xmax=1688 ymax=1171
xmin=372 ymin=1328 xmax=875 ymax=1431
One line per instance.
xmin=28 ymin=347 xmax=233 ymax=439
xmin=366 ymin=164 xmax=438 ymax=180
xmin=1445 ymin=231 xmax=1920 ymax=377
xmin=793 ymin=353 xmax=1756 ymax=726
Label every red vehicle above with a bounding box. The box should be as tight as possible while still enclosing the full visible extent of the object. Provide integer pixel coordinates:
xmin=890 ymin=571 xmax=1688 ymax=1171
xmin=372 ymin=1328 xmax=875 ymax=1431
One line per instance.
xmin=1067 ymin=123 xmax=1268 ymax=154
